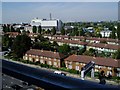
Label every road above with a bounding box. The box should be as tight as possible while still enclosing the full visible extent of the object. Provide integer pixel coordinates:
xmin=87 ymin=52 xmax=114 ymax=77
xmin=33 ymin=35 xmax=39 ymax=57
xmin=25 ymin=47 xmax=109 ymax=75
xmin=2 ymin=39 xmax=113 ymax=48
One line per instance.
xmin=2 ymin=59 xmax=120 ymax=90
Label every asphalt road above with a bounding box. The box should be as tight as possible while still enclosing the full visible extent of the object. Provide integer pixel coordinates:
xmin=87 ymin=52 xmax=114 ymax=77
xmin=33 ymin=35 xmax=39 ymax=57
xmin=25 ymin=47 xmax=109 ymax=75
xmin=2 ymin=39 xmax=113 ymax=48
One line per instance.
xmin=2 ymin=59 xmax=120 ymax=90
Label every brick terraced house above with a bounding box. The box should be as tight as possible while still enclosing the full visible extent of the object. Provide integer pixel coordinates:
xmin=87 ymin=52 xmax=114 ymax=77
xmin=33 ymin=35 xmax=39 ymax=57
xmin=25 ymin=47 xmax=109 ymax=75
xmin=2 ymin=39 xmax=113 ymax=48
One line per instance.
xmin=64 ymin=54 xmax=120 ymax=77
xmin=23 ymin=49 xmax=65 ymax=68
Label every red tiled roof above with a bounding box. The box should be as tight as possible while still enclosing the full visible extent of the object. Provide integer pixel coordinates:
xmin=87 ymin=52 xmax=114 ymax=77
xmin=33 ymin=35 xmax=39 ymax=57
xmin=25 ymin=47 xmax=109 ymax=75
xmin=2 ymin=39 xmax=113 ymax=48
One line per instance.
xmin=45 ymin=35 xmax=120 ymax=43
xmin=25 ymin=49 xmax=65 ymax=59
xmin=64 ymin=54 xmax=120 ymax=68
xmin=51 ymin=39 xmax=88 ymax=45
xmin=87 ymin=43 xmax=120 ymax=50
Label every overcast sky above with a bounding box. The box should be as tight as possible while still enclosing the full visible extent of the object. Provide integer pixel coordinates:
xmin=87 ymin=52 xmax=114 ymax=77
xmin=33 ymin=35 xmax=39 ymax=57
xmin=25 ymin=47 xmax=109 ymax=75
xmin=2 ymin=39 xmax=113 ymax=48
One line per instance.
xmin=2 ymin=2 xmax=118 ymax=23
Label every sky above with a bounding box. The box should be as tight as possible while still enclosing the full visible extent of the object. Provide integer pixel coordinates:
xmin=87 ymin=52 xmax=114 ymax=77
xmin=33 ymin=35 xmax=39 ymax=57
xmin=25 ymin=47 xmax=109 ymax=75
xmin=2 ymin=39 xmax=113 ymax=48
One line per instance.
xmin=2 ymin=2 xmax=118 ymax=23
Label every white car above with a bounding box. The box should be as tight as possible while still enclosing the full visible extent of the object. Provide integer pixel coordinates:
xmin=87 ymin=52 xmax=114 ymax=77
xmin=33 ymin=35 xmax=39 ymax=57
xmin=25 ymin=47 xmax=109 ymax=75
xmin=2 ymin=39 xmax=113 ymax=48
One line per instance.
xmin=54 ymin=71 xmax=66 ymax=76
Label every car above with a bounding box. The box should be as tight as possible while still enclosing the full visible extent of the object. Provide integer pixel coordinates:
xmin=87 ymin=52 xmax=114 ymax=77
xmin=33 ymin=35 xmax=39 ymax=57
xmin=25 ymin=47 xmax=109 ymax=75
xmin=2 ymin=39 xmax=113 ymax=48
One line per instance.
xmin=54 ymin=71 xmax=66 ymax=76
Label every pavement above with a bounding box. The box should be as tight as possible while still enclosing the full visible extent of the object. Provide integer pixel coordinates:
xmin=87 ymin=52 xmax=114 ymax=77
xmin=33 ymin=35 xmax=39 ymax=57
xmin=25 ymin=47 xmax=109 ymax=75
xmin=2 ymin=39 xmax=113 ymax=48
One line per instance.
xmin=2 ymin=57 xmax=120 ymax=86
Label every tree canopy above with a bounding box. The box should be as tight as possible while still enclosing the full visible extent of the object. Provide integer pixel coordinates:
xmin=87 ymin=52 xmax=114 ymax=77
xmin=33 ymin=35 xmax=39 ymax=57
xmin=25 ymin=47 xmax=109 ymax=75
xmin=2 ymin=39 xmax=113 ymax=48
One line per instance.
xmin=12 ymin=34 xmax=31 ymax=58
xmin=58 ymin=44 xmax=70 ymax=54
xmin=51 ymin=27 xmax=56 ymax=35
xmin=117 ymin=23 xmax=120 ymax=40
xmin=32 ymin=26 xmax=37 ymax=33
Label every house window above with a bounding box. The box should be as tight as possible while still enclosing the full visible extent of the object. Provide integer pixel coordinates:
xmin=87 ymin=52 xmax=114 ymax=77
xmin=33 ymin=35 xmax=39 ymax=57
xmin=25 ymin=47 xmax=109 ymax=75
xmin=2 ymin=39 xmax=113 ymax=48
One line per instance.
xmin=29 ymin=57 xmax=32 ymax=61
xmin=49 ymin=61 xmax=52 ymax=65
xmin=108 ymin=67 xmax=112 ymax=70
xmin=76 ymin=66 xmax=79 ymax=70
xmin=40 ymin=60 xmax=44 ymax=63
xmin=68 ymin=65 xmax=72 ymax=69
xmin=76 ymin=62 xmax=79 ymax=65
xmin=36 ymin=58 xmax=39 ymax=61
xmin=83 ymin=63 xmax=85 ymax=66
xmin=69 ymin=62 xmax=72 ymax=64
xmin=25 ymin=57 xmax=28 ymax=60
xmin=54 ymin=62 xmax=57 ymax=66
xmin=95 ymin=65 xmax=99 ymax=68
xmin=95 ymin=69 xmax=98 ymax=72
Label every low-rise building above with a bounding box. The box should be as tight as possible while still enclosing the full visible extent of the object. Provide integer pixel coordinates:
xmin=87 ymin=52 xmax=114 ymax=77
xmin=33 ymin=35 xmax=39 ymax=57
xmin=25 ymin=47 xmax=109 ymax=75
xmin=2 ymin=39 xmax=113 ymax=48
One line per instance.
xmin=23 ymin=49 xmax=65 ymax=68
xmin=64 ymin=54 xmax=120 ymax=77
xmin=100 ymin=30 xmax=112 ymax=38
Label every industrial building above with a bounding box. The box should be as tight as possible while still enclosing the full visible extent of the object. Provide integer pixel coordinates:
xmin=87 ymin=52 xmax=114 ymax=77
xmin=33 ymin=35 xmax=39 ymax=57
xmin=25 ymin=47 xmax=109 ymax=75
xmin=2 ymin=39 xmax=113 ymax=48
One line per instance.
xmin=30 ymin=18 xmax=63 ymax=31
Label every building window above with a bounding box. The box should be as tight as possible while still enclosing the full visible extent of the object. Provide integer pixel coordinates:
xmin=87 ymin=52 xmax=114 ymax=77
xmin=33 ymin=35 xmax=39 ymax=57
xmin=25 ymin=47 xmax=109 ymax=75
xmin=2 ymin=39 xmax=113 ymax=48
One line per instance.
xmin=69 ymin=62 xmax=72 ymax=64
xmin=68 ymin=65 xmax=72 ymax=69
xmin=54 ymin=62 xmax=57 ymax=66
xmin=25 ymin=57 xmax=28 ymax=60
xmin=49 ymin=61 xmax=52 ymax=65
xmin=95 ymin=65 xmax=99 ymax=68
xmin=40 ymin=60 xmax=44 ymax=63
xmin=36 ymin=58 xmax=39 ymax=61
xmin=76 ymin=62 xmax=79 ymax=65
xmin=76 ymin=66 xmax=79 ymax=70
xmin=95 ymin=69 xmax=98 ymax=72
xmin=108 ymin=67 xmax=112 ymax=70
xmin=29 ymin=57 xmax=32 ymax=61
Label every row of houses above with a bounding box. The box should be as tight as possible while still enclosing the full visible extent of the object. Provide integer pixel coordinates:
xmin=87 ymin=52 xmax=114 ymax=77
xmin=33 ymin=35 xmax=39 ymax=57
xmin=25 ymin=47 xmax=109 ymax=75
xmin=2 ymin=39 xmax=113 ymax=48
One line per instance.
xmin=23 ymin=49 xmax=120 ymax=77
xmin=5 ymin=32 xmax=120 ymax=53
xmin=44 ymin=35 xmax=120 ymax=45
xmin=44 ymin=35 xmax=120 ymax=53
xmin=5 ymin=32 xmax=120 ymax=45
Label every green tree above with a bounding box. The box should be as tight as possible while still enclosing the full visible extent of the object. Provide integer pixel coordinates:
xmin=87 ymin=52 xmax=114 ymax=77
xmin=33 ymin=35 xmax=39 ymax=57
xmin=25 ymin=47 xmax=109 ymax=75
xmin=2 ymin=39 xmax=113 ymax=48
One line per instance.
xmin=46 ymin=29 xmax=51 ymax=34
xmin=74 ymin=27 xmax=79 ymax=36
xmin=51 ymin=27 xmax=56 ymax=35
xmin=16 ymin=28 xmax=21 ymax=33
xmin=12 ymin=34 xmax=31 ymax=58
xmin=2 ymin=35 xmax=13 ymax=49
xmin=113 ymin=49 xmax=120 ymax=59
xmin=10 ymin=26 xmax=15 ymax=32
xmin=79 ymin=29 xmax=85 ymax=36
xmin=32 ymin=26 xmax=37 ymax=33
xmin=38 ymin=25 xmax=42 ymax=34
xmin=61 ymin=27 xmax=65 ymax=35
xmin=3 ymin=25 xmax=10 ymax=32
xmin=96 ymin=33 xmax=102 ymax=38
xmin=58 ymin=44 xmax=70 ymax=54
xmin=2 ymin=25 xmax=7 ymax=33
xmin=117 ymin=23 xmax=120 ymax=40
xmin=109 ymin=27 xmax=116 ymax=39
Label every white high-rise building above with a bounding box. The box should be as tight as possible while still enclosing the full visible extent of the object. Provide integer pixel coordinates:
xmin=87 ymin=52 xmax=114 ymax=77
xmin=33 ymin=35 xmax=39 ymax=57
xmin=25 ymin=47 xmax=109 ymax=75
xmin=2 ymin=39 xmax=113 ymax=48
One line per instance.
xmin=30 ymin=18 xmax=63 ymax=31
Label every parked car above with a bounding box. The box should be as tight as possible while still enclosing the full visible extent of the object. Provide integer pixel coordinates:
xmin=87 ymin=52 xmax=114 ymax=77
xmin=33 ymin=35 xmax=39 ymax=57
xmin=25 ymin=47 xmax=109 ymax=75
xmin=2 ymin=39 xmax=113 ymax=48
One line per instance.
xmin=54 ymin=71 xmax=66 ymax=76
